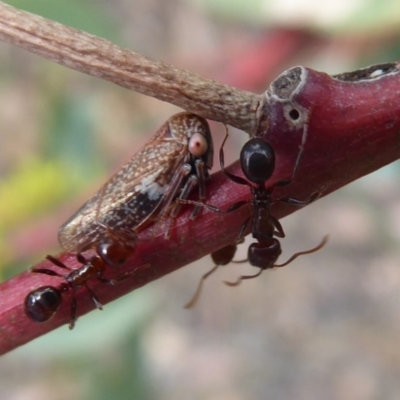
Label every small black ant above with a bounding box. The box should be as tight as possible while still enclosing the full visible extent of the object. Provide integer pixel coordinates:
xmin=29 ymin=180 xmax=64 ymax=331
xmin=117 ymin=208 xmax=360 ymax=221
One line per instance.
xmin=24 ymin=236 xmax=137 ymax=329
xmin=183 ymin=119 xmax=327 ymax=305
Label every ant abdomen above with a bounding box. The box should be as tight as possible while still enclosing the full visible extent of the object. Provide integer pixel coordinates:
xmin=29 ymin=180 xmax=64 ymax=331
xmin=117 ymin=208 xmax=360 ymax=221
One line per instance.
xmin=24 ymin=286 xmax=63 ymax=323
xmin=247 ymin=239 xmax=281 ymax=269
xmin=211 ymin=243 xmax=237 ymax=266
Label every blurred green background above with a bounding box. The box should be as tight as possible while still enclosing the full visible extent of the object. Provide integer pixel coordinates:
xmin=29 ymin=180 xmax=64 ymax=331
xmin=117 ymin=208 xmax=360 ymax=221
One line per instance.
xmin=1 ymin=0 xmax=400 ymax=399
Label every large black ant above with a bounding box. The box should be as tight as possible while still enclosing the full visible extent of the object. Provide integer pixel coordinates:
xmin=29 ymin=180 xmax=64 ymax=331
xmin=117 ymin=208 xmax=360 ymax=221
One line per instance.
xmin=183 ymin=119 xmax=327 ymax=307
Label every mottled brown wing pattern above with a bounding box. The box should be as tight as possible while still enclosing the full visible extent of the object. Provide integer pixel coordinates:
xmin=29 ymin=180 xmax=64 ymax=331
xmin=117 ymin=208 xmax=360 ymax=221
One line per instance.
xmin=58 ymin=120 xmax=186 ymax=251
xmin=58 ymin=112 xmax=212 ymax=252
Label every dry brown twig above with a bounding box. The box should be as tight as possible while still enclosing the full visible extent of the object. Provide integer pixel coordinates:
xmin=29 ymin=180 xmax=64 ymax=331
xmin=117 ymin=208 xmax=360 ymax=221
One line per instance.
xmin=0 ymin=2 xmax=399 ymax=353
xmin=0 ymin=1 xmax=260 ymax=134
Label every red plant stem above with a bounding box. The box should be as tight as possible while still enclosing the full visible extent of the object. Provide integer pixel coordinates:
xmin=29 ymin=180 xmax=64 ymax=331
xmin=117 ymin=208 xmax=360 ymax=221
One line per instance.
xmin=0 ymin=63 xmax=399 ymax=354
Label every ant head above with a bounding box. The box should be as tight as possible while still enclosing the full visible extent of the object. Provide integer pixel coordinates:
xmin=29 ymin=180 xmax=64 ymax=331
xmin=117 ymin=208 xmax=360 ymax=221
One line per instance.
xmin=24 ymin=286 xmax=63 ymax=323
xmin=97 ymin=237 xmax=134 ymax=268
xmin=240 ymin=138 xmax=275 ymax=185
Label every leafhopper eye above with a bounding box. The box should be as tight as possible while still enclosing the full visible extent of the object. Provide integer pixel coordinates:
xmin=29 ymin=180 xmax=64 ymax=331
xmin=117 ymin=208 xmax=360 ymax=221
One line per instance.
xmin=188 ymin=132 xmax=208 ymax=157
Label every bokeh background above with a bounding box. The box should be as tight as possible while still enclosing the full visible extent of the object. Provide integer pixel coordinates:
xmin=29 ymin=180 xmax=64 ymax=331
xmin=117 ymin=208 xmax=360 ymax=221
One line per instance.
xmin=1 ymin=0 xmax=400 ymax=399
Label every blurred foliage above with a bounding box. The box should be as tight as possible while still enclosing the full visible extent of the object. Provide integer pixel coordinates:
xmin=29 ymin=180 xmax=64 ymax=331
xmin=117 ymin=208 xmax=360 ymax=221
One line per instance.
xmin=0 ymin=159 xmax=80 ymax=234
xmin=202 ymin=0 xmax=400 ymax=33
xmin=0 ymin=157 xmax=80 ymax=267
xmin=7 ymin=0 xmax=121 ymax=42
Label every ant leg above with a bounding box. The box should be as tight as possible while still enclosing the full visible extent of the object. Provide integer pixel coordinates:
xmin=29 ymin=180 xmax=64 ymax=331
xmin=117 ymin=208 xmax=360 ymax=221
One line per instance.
xmin=283 ymin=108 xmax=311 ymax=183
xmin=66 ymin=284 xmax=102 ymax=329
xmin=219 ymin=126 xmax=252 ymax=187
xmin=30 ymin=268 xmax=63 ymax=277
xmin=177 ymin=198 xmax=249 ymax=214
xmin=46 ymin=255 xmax=72 ymax=271
xmin=184 ymin=264 xmax=220 ymax=309
xmin=232 ymin=259 xmax=247 ymax=264
xmin=272 ymin=108 xmax=312 ymax=188
xmin=219 ymin=126 xmax=230 ymax=170
xmin=97 ymin=264 xmax=150 ymax=286
xmin=270 ymin=216 xmax=285 ymax=238
xmin=274 ymin=235 xmax=328 ymax=268
xmin=84 ymin=283 xmax=103 ymax=311
xmin=185 ymin=243 xmax=239 ymax=307
xmin=76 ymin=253 xmax=89 ymax=264
xmin=224 ymin=236 xmax=328 ymax=286
xmin=228 ymin=217 xmax=252 ymax=264
xmin=98 ymin=277 xmax=120 ymax=285
xmin=236 ymin=216 xmax=252 ymax=243
xmin=69 ymin=304 xmax=77 ymax=330
xmin=68 ymin=283 xmax=102 ymax=330
xmin=69 ymin=288 xmax=78 ymax=330
xmin=277 ymin=191 xmax=321 ymax=206
xmin=224 ymin=268 xmax=263 ymax=287
xmin=68 ymin=284 xmax=102 ymax=330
